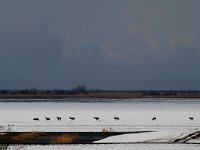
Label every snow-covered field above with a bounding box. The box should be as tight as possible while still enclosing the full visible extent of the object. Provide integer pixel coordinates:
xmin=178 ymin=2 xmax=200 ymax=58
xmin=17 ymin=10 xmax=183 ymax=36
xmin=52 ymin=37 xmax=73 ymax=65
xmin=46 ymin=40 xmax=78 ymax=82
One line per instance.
xmin=4 ymin=144 xmax=200 ymax=150
xmin=1 ymin=98 xmax=200 ymax=146
xmin=95 ymin=129 xmax=200 ymax=144
xmin=1 ymin=98 xmax=200 ymax=132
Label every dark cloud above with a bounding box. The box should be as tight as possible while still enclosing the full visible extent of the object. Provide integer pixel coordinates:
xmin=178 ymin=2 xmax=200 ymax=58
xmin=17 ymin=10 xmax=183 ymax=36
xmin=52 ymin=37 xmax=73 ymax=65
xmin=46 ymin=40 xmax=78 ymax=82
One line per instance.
xmin=0 ymin=0 xmax=200 ymax=90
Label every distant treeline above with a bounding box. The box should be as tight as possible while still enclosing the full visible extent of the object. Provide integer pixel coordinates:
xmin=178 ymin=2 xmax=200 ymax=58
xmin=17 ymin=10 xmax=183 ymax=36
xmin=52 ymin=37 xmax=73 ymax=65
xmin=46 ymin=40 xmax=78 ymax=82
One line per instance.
xmin=0 ymin=88 xmax=200 ymax=96
xmin=0 ymin=85 xmax=98 ymax=95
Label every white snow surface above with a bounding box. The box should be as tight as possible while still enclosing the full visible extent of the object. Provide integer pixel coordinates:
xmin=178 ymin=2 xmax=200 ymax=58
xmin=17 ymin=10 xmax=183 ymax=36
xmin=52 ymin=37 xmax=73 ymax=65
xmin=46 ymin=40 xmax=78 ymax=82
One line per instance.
xmin=94 ymin=129 xmax=200 ymax=143
xmin=1 ymin=98 xmax=200 ymax=144
xmin=6 ymin=144 xmax=200 ymax=150
xmin=1 ymin=98 xmax=200 ymax=132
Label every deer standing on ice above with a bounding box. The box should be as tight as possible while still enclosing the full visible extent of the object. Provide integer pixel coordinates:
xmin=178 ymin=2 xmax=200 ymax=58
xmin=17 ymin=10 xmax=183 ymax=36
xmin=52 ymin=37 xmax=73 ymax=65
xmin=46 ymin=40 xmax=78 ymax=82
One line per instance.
xmin=69 ymin=116 xmax=75 ymax=121
xmin=45 ymin=117 xmax=50 ymax=121
xmin=57 ymin=117 xmax=61 ymax=121
xmin=94 ymin=117 xmax=100 ymax=121
xmin=152 ymin=117 xmax=156 ymax=121
xmin=189 ymin=117 xmax=194 ymax=120
xmin=33 ymin=118 xmax=39 ymax=121
xmin=114 ymin=116 xmax=119 ymax=121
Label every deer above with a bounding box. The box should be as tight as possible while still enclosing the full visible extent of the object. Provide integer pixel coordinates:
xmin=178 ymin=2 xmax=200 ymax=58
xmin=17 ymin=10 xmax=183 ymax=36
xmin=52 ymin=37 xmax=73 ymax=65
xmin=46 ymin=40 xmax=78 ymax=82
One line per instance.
xmin=33 ymin=118 xmax=39 ymax=121
xmin=152 ymin=117 xmax=156 ymax=121
xmin=189 ymin=117 xmax=194 ymax=120
xmin=94 ymin=117 xmax=100 ymax=121
xmin=69 ymin=116 xmax=75 ymax=121
xmin=57 ymin=117 xmax=61 ymax=121
xmin=45 ymin=117 xmax=50 ymax=121
xmin=114 ymin=116 xmax=119 ymax=121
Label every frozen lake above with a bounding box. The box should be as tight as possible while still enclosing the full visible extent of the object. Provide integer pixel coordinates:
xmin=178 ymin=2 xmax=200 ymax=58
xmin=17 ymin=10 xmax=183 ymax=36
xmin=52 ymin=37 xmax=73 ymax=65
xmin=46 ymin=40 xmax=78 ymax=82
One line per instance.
xmin=1 ymin=98 xmax=200 ymax=149
xmin=1 ymin=98 xmax=200 ymax=132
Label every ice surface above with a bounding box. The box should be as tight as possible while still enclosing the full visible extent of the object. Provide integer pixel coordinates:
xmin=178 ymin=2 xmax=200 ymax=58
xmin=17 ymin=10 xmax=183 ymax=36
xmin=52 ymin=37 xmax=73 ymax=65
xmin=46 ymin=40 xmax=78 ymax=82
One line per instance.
xmin=1 ymin=98 xmax=200 ymax=148
xmin=1 ymin=98 xmax=200 ymax=132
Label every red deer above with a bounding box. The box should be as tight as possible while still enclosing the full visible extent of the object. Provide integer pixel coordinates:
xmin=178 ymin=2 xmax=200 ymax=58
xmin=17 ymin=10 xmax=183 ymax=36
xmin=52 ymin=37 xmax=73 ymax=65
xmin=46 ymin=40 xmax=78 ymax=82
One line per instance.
xmin=57 ymin=117 xmax=61 ymax=121
xmin=152 ymin=117 xmax=156 ymax=121
xmin=114 ymin=117 xmax=119 ymax=121
xmin=69 ymin=116 xmax=75 ymax=121
xmin=45 ymin=117 xmax=50 ymax=121
xmin=94 ymin=117 xmax=100 ymax=121
xmin=33 ymin=118 xmax=39 ymax=121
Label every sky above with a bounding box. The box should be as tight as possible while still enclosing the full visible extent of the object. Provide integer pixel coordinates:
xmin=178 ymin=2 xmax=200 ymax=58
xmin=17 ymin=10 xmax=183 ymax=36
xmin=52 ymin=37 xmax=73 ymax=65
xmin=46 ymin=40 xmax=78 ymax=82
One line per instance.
xmin=0 ymin=0 xmax=200 ymax=90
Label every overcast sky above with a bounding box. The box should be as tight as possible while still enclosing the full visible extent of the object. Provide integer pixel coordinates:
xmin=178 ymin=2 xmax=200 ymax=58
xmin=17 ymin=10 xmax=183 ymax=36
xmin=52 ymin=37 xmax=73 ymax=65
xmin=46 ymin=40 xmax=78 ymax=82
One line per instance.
xmin=0 ymin=0 xmax=200 ymax=90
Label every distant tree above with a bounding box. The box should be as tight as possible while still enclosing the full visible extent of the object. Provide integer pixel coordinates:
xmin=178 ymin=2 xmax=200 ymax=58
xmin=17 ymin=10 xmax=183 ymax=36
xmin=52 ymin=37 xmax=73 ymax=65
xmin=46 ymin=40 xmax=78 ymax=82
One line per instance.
xmin=73 ymin=85 xmax=87 ymax=93
xmin=1 ymin=90 xmax=8 ymax=94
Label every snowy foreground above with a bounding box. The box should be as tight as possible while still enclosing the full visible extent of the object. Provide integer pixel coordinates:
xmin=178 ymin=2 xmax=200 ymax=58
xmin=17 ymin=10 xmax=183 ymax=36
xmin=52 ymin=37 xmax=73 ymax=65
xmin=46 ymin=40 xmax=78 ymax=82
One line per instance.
xmin=95 ymin=129 xmax=200 ymax=144
xmin=1 ymin=98 xmax=200 ymax=145
xmin=6 ymin=144 xmax=200 ymax=150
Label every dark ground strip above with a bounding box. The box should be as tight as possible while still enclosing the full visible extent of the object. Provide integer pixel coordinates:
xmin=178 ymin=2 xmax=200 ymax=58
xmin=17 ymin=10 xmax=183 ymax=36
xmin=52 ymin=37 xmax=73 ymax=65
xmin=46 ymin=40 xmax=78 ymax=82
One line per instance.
xmin=0 ymin=131 xmax=151 ymax=144
xmin=1 ymin=90 xmax=200 ymax=100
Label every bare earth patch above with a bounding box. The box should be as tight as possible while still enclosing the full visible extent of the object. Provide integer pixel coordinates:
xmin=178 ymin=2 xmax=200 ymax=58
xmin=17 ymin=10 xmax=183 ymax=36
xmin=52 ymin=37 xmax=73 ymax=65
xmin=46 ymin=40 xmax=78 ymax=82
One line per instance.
xmin=51 ymin=134 xmax=78 ymax=144
xmin=10 ymin=132 xmax=46 ymax=143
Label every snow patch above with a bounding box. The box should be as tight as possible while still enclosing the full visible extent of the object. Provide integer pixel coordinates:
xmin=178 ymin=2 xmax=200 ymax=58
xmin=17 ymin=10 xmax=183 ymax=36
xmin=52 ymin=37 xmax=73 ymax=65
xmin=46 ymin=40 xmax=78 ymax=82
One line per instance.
xmin=94 ymin=129 xmax=200 ymax=143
